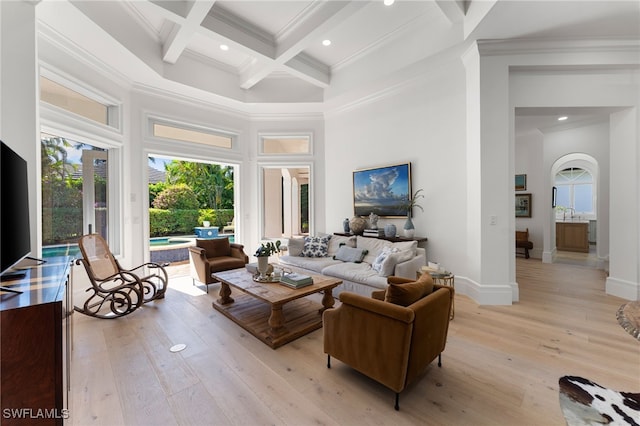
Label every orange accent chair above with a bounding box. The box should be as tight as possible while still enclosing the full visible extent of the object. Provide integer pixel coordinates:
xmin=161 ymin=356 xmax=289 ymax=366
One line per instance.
xmin=188 ymin=237 xmax=248 ymax=293
xmin=323 ymin=274 xmax=453 ymax=410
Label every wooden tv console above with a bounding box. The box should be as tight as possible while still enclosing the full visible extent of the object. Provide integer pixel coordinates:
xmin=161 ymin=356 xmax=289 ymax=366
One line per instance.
xmin=0 ymin=256 xmax=73 ymax=425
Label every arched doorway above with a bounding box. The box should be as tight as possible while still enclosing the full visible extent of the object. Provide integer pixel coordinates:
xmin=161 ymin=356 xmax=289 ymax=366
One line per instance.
xmin=549 ymin=154 xmax=601 ymax=268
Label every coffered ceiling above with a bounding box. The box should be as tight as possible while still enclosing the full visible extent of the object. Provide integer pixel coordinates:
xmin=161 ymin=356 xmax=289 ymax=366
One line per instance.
xmin=37 ymin=0 xmax=639 ymax=119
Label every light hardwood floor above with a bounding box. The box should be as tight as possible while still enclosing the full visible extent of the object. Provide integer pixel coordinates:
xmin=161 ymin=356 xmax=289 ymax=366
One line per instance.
xmin=69 ymin=258 xmax=639 ymax=425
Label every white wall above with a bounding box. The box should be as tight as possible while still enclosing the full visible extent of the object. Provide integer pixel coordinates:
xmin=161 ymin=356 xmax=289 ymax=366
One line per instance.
xmin=514 ymin=129 xmax=544 ymax=258
xmin=325 ymin=56 xmax=468 ymax=283
xmin=1 ymin=2 xmax=40 ymax=258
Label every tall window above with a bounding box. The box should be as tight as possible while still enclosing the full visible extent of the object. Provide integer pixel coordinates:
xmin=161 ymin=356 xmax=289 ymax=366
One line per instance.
xmin=555 ymin=167 xmax=594 ymax=217
xmin=41 ymin=134 xmax=111 ymax=257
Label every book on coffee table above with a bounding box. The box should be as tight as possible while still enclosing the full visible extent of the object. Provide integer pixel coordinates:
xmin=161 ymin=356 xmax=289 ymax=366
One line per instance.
xmin=279 ymin=272 xmax=313 ymax=288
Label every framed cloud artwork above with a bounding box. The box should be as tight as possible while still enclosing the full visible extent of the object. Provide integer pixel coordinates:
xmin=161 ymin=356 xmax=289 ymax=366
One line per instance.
xmin=353 ymin=163 xmax=411 ymax=217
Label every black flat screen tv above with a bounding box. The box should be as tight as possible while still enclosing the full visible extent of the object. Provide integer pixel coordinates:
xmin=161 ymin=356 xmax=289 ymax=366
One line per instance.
xmin=1 ymin=140 xmax=31 ymax=276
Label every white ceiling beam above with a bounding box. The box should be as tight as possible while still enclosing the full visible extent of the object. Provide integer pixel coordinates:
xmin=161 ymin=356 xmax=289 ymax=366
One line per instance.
xmin=162 ymin=0 xmax=216 ymax=64
xmin=239 ymin=1 xmax=368 ymax=90
xmin=200 ymin=10 xmax=276 ymax=60
xmin=276 ymin=1 xmax=367 ymax=62
xmin=285 ymin=54 xmax=330 ymax=88
xmin=435 ymin=0 xmax=466 ymax=23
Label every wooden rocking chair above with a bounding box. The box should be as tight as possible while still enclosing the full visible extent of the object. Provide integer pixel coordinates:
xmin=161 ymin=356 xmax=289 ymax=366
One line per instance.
xmin=75 ymin=234 xmax=168 ymax=319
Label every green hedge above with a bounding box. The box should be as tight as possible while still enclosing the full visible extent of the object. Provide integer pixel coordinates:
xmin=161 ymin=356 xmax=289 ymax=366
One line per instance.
xmin=44 ymin=207 xmax=235 ymax=240
xmin=150 ymin=208 xmax=198 ymax=236
xmin=42 ymin=207 xmax=83 ymax=244
xmin=150 ymin=208 xmax=234 ymax=237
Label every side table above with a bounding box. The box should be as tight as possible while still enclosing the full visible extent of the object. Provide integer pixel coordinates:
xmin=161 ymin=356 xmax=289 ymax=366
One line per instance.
xmin=418 ymin=267 xmax=455 ymax=320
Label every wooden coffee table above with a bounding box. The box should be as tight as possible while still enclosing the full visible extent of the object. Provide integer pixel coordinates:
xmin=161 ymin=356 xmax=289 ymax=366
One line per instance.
xmin=211 ymin=268 xmax=342 ymax=349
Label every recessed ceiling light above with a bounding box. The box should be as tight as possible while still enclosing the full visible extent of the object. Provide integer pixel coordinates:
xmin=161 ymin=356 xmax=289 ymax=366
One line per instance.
xmin=220 ymin=44 xmax=229 ymax=51
xmin=558 ymin=116 xmax=568 ymax=121
xmin=322 ymin=39 xmax=331 ymax=47
xmin=384 ymin=0 xmax=395 ymax=5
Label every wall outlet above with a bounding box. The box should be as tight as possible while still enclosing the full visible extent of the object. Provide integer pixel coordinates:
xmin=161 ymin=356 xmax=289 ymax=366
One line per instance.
xmin=490 ymin=215 xmax=497 ymax=225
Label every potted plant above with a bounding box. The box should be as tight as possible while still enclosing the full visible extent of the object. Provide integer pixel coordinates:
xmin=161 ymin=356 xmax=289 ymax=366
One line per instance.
xmin=399 ymin=189 xmax=424 ymax=238
xmin=254 ymin=240 xmax=281 ymax=279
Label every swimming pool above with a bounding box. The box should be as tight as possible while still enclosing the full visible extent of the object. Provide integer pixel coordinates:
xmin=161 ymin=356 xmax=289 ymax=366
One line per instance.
xmin=42 ymin=244 xmax=81 ymax=258
xmin=42 ymin=235 xmax=234 ymax=261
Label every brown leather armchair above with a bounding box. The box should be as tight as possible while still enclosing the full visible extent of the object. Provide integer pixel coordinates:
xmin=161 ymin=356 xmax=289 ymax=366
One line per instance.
xmin=188 ymin=238 xmax=248 ymax=292
xmin=323 ymin=276 xmax=453 ymax=410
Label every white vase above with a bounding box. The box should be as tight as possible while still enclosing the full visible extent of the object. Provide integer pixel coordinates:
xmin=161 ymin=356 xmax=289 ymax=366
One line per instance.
xmin=403 ymin=214 xmax=415 ymax=238
xmin=203 ymin=221 xmax=210 ymax=227
xmin=257 ymin=256 xmax=269 ymax=279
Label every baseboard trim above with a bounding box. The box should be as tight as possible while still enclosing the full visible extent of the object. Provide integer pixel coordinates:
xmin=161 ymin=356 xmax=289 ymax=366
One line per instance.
xmin=606 ymin=276 xmax=639 ymax=300
xmin=455 ymin=276 xmax=515 ymax=305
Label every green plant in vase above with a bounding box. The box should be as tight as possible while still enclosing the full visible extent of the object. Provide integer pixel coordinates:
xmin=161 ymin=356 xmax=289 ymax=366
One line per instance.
xmin=399 ymin=189 xmax=424 ymax=238
xmin=254 ymin=240 xmax=281 ymax=279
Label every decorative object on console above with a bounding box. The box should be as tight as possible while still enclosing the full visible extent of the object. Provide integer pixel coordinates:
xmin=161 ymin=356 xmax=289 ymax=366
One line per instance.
xmin=363 ymin=228 xmax=384 ymax=237
xmin=384 ymin=223 xmax=397 ymax=238
xmin=368 ymin=212 xmax=379 ymax=229
xmin=349 ymin=216 xmax=367 ymax=235
xmin=343 ymin=218 xmax=350 ymax=233
xmin=398 ymin=188 xmax=424 ymax=238
xmin=353 ymin=163 xmax=411 ymax=217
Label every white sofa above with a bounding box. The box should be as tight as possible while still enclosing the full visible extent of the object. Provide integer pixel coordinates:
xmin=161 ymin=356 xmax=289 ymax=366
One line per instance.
xmin=278 ymin=234 xmax=426 ymax=298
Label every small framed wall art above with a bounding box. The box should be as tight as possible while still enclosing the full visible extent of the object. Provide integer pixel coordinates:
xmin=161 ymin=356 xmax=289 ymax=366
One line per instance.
xmin=515 ymin=174 xmax=527 ymax=191
xmin=515 ymin=193 xmax=532 ymax=218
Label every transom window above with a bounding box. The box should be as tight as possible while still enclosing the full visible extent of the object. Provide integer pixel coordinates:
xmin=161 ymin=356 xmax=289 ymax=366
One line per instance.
xmin=40 ymin=76 xmax=113 ymax=126
xmin=260 ymin=134 xmax=311 ymax=155
xmin=153 ymin=123 xmax=232 ymax=149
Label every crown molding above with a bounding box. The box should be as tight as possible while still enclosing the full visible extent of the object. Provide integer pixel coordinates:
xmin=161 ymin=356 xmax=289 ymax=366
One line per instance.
xmin=37 ymin=22 xmax=133 ymax=90
xmin=250 ymin=112 xmax=324 ymax=122
xmin=131 ymin=82 xmax=250 ymax=120
xmin=120 ymin=1 xmax=163 ymax=43
xmin=274 ymin=0 xmax=328 ymax=43
xmin=477 ymin=38 xmax=640 ymax=56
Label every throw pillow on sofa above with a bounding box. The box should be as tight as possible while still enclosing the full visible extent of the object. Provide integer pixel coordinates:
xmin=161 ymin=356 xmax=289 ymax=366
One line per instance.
xmin=372 ymin=246 xmax=398 ymax=274
xmin=333 ymin=245 xmax=368 ymax=263
xmin=325 ymin=234 xmax=356 ymax=257
xmin=287 ymin=237 xmax=305 ymax=256
xmin=384 ymin=273 xmax=434 ymax=306
xmin=379 ymin=248 xmax=415 ymax=277
xmin=302 ymin=235 xmax=331 ymax=257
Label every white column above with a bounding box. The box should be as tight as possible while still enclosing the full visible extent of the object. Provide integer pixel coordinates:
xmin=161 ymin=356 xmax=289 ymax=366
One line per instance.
xmin=606 ymin=108 xmax=639 ymax=300
xmin=1 ymin=1 xmax=40 ymax=256
xmin=462 ymin=42 xmax=516 ymax=305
